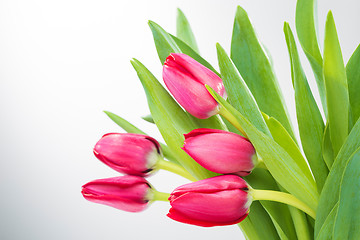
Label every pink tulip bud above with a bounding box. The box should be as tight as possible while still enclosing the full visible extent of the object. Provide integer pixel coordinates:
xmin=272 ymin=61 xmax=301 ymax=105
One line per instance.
xmin=81 ymin=175 xmax=152 ymax=212
xmin=93 ymin=133 xmax=161 ymax=176
xmin=163 ymin=53 xmax=227 ymax=119
xmin=182 ymin=128 xmax=257 ymax=176
xmin=167 ymin=175 xmax=251 ymax=227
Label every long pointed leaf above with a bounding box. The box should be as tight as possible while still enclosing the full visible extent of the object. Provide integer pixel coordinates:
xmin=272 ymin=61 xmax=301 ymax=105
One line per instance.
xmin=316 ymin=203 xmax=339 ymax=240
xmin=216 ymin=43 xmax=270 ymax=136
xmin=315 ymin=118 xmax=360 ymax=236
xmin=262 ymin=113 xmax=313 ymax=183
xmin=346 ymin=44 xmax=360 ymax=125
xmin=230 ymin=6 xmax=294 ymax=140
xmin=176 ymin=9 xmax=199 ymax=53
xmin=284 ymin=23 xmax=328 ymax=192
xmin=148 ymin=21 xmax=181 ymax=64
xmin=295 ymin=0 xmax=327 ymax=115
xmin=333 ymin=148 xmax=360 ymax=240
xmin=170 ymin=34 xmax=219 ymax=75
xmin=323 ymin=11 xmax=349 ymax=155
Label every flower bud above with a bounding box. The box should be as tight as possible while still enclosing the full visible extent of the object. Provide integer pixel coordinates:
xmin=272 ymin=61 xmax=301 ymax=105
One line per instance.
xmin=93 ymin=133 xmax=161 ymax=176
xmin=163 ymin=53 xmax=227 ymax=119
xmin=81 ymin=175 xmax=152 ymax=212
xmin=167 ymin=175 xmax=251 ymax=227
xmin=182 ymin=128 xmax=257 ymax=176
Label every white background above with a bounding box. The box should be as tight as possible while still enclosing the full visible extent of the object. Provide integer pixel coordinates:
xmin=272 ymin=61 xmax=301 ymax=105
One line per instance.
xmin=0 ymin=0 xmax=359 ymax=239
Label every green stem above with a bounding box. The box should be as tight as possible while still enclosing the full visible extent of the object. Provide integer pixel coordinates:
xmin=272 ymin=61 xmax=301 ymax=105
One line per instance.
xmin=250 ymin=189 xmax=316 ymax=219
xmin=152 ymin=190 xmax=170 ymax=202
xmin=218 ymin=107 xmax=248 ymax=138
xmin=157 ymin=159 xmax=197 ymax=182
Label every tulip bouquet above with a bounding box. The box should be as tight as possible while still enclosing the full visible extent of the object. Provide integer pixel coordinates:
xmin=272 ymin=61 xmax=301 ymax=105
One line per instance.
xmin=82 ymin=0 xmax=360 ymax=239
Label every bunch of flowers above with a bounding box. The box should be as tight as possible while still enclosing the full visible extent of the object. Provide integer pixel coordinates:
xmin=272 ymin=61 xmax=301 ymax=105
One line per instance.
xmin=82 ymin=1 xmax=360 ymax=239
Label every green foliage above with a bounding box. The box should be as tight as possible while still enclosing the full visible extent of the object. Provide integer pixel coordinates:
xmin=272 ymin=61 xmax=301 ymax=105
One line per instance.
xmin=283 ymin=23 xmax=328 ymax=192
xmin=207 ymin=86 xmax=318 ymax=211
xmin=103 ymin=3 xmax=359 ymax=240
xmin=295 ymin=0 xmax=327 ymax=115
xmin=231 ymin=6 xmax=294 ymax=140
xmin=323 ymin=11 xmax=349 ymax=155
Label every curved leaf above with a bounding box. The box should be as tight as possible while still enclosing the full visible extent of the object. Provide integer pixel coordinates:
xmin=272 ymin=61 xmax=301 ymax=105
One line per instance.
xmin=323 ymin=11 xmax=349 ymax=155
xmin=230 ymin=6 xmax=294 ymax=140
xmin=333 ymin=148 xmax=360 ymax=240
xmin=284 ymin=23 xmax=328 ymax=192
xmin=295 ymin=0 xmax=326 ymax=115
xmin=148 ymin=21 xmax=181 ymax=64
xmin=262 ymin=113 xmax=313 ymax=183
xmin=347 ymin=44 xmax=360 ymax=125
xmin=316 ymin=203 xmax=339 ymax=240
xmin=176 ymin=8 xmax=199 ymax=53
xmin=216 ymin=43 xmax=270 ymax=136
xmin=315 ymin=118 xmax=360 ymax=236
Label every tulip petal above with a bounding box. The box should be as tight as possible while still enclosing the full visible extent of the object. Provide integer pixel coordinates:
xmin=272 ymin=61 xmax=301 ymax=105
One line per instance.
xmin=81 ymin=176 xmax=150 ymax=212
xmin=183 ymin=129 xmax=255 ymax=174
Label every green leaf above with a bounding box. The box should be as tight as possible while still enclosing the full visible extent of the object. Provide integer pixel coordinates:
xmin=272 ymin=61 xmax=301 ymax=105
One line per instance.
xmin=131 ymin=59 xmax=214 ymax=180
xmin=347 ymin=44 xmax=360 ymax=125
xmin=149 ymin=20 xmax=218 ymax=75
xmin=216 ymin=43 xmax=271 ymax=136
xmin=207 ymin=86 xmax=318 ymax=211
xmin=323 ymin=11 xmax=349 ymax=155
xmin=103 ymin=111 xmax=177 ymax=163
xmin=284 ymin=23 xmax=328 ymax=192
xmin=262 ymin=113 xmax=314 ymax=184
xmin=170 ymin=34 xmax=219 ymax=75
xmin=176 ymin=9 xmax=199 ymax=53
xmin=141 ymin=114 xmax=155 ymax=124
xmin=322 ymin=123 xmax=334 ymax=169
xmin=315 ymin=118 xmax=360 ymax=237
xmin=295 ymin=0 xmax=327 ymax=115
xmin=215 ymin=44 xmax=298 ymax=237
xmin=104 ymin=110 xmax=147 ymax=135
xmin=316 ymin=203 xmax=339 ymax=240
xmin=333 ymin=148 xmax=360 ymax=240
xmin=230 ymin=6 xmax=294 ymax=140
xmin=148 ymin=21 xmax=181 ymax=64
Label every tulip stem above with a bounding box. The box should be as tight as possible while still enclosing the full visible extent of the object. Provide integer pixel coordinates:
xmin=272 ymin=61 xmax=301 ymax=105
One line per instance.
xmin=250 ymin=189 xmax=316 ymax=219
xmin=152 ymin=190 xmax=170 ymax=202
xmin=218 ymin=107 xmax=248 ymax=138
xmin=157 ymin=159 xmax=197 ymax=182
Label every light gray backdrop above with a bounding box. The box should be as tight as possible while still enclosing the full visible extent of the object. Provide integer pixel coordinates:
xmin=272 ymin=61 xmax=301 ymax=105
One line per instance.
xmin=0 ymin=0 xmax=359 ymax=239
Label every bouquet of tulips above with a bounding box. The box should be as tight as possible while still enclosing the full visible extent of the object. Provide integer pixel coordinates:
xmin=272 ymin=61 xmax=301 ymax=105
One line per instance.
xmin=81 ymin=0 xmax=360 ymax=239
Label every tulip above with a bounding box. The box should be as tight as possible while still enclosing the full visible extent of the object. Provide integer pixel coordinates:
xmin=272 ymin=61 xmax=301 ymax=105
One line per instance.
xmin=163 ymin=53 xmax=227 ymax=119
xmin=182 ymin=128 xmax=258 ymax=176
xmin=93 ymin=133 xmax=161 ymax=176
xmin=81 ymin=175 xmax=152 ymax=212
xmin=167 ymin=175 xmax=251 ymax=227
